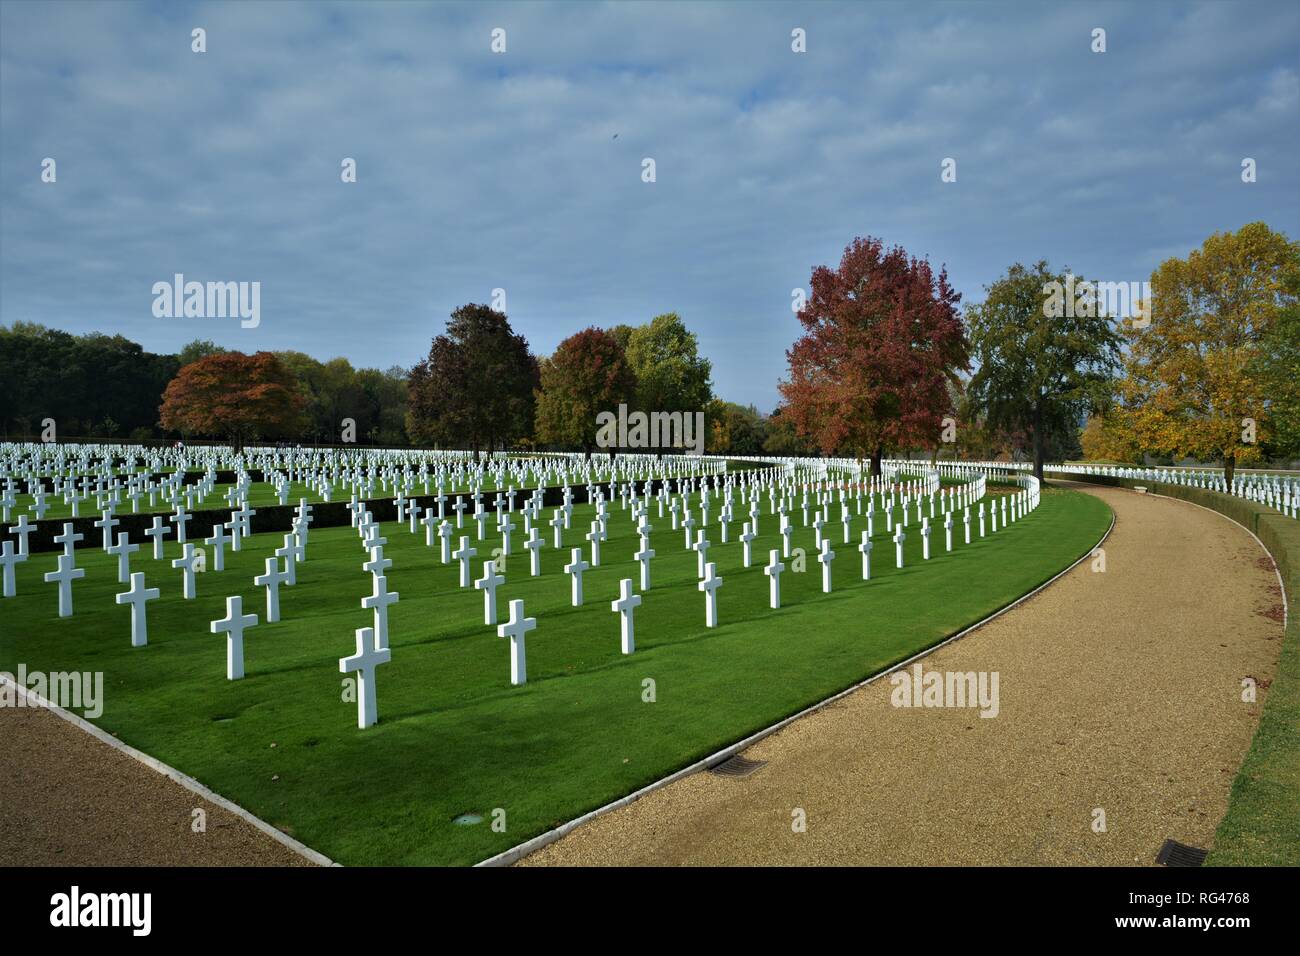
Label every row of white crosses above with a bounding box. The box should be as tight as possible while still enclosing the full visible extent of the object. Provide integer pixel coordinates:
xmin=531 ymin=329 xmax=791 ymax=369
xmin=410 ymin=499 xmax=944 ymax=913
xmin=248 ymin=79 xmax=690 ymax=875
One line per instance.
xmin=8 ymin=496 xmax=311 ymax=687
xmin=3 ymin=443 xmax=731 ymax=550
xmin=3 ymin=444 xmax=1043 ymax=730
xmin=208 ymin=502 xmax=314 ymax=683
xmin=1048 ymin=461 xmax=1296 ymax=521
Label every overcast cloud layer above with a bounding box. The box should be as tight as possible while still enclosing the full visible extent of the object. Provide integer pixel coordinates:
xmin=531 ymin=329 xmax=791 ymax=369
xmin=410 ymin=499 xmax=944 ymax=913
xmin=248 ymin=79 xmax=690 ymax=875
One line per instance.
xmin=2 ymin=0 xmax=1297 ymax=410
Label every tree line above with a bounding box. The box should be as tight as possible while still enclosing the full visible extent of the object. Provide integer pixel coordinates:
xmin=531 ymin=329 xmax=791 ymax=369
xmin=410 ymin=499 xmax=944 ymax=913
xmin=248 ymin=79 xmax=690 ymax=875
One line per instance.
xmin=0 ymin=329 xmax=410 ymax=447
xmin=4 ymin=220 xmax=1294 ymax=478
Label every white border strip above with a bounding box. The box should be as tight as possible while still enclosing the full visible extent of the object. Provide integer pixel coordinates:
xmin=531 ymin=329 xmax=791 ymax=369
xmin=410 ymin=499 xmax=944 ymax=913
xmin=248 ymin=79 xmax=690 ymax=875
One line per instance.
xmin=476 ymin=488 xmax=1116 ymax=867
xmin=0 ymin=674 xmax=338 ymax=868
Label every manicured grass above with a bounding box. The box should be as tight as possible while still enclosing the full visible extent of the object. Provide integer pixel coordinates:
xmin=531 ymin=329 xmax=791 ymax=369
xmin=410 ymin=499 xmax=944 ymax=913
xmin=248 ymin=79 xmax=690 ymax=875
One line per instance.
xmin=1 ymin=486 xmax=1110 ymax=865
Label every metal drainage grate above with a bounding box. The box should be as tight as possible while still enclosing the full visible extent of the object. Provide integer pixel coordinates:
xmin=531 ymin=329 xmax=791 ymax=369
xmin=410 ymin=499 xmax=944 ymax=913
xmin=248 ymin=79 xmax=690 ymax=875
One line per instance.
xmin=707 ymin=754 xmax=768 ymax=778
xmin=1156 ymin=839 xmax=1208 ymax=867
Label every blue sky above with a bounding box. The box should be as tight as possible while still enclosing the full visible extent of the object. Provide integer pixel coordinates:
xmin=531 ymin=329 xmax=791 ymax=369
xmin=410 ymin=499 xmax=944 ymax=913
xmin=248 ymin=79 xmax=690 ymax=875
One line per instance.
xmin=2 ymin=0 xmax=1297 ymax=411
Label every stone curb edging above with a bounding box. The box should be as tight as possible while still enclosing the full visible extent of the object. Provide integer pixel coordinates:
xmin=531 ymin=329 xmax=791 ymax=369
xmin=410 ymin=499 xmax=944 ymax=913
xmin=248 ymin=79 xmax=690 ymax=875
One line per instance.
xmin=0 ymin=673 xmax=339 ymax=868
xmin=474 ymin=491 xmax=1116 ymax=867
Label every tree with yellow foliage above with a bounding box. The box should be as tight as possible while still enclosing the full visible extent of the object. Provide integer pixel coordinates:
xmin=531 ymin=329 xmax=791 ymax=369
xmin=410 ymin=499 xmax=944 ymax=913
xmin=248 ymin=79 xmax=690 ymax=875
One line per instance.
xmin=1120 ymin=222 xmax=1299 ymax=483
xmin=1079 ymin=414 xmax=1143 ymax=465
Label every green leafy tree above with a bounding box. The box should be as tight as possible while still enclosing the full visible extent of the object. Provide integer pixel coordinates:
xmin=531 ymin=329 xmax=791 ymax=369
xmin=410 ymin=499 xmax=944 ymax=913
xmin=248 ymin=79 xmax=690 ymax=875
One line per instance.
xmin=0 ymin=323 xmax=177 ymax=439
xmin=1120 ymin=223 xmax=1298 ymax=481
xmin=535 ymin=327 xmax=636 ymax=454
xmin=762 ymin=404 xmax=817 ymax=456
xmin=1253 ymin=247 xmax=1300 ymax=462
xmin=406 ymin=303 xmax=538 ymax=455
xmin=705 ymin=400 xmax=768 ymax=455
xmin=966 ymin=261 xmax=1121 ymax=480
xmin=624 ymin=313 xmax=712 ymax=414
xmin=178 ymin=339 xmax=229 ymax=366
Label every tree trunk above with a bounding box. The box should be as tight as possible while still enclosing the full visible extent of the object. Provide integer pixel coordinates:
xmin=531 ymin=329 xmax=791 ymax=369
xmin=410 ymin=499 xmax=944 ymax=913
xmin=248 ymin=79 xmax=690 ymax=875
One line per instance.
xmin=1224 ymin=453 xmax=1236 ymax=487
xmin=1032 ymin=402 xmax=1045 ymax=481
xmin=870 ymin=444 xmax=883 ymax=478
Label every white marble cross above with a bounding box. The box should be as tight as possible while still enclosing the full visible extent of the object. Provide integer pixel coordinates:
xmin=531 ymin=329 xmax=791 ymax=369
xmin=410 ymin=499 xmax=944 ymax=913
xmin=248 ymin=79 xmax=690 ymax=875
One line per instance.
xmin=698 ymin=561 xmax=723 ymax=627
xmin=0 ymin=540 xmax=25 ymax=598
xmin=172 ymin=505 xmax=192 ymax=545
xmin=611 ymin=578 xmax=642 ymax=655
xmin=362 ymin=574 xmax=399 ymax=649
xmin=920 ymin=518 xmax=931 ymax=560
xmin=499 ymin=511 xmax=516 ymax=555
xmin=339 ymin=626 xmax=391 ymax=728
xmin=453 ymin=536 xmax=477 ymax=587
xmin=171 ymin=542 xmax=201 ymax=599
xmin=280 ymin=533 xmax=305 ymax=573
xmin=437 ymin=520 xmax=453 ymax=562
xmin=44 ymin=552 xmax=85 ymax=617
xmin=475 ymin=559 xmax=506 ymax=625
xmin=524 ymin=526 xmax=543 ymax=576
xmin=550 ymin=509 xmax=564 ymax=549
xmin=497 ymin=598 xmax=536 ymax=686
xmin=564 ymin=548 xmax=590 ymax=606
xmin=739 ymin=521 xmax=756 ymax=567
xmin=94 ymin=510 xmax=120 ymax=551
xmin=212 ymin=595 xmax=258 ymax=680
xmin=144 ymin=516 xmax=170 ymax=560
xmin=205 ymin=522 xmax=230 ymax=572
xmin=115 ymin=571 xmax=160 ymax=647
xmin=362 ymin=545 xmax=392 ymax=583
xmin=944 ymin=513 xmax=954 ymax=551
xmin=253 ymin=557 xmax=290 ymax=623
xmin=633 ymin=540 xmax=654 ymax=591
xmin=818 ymin=539 xmax=835 ymax=592
xmin=54 ymin=522 xmax=85 ymax=557
xmin=894 ymin=526 xmax=906 ymax=568
xmin=107 ymin=531 xmax=139 ymax=583
xmin=8 ymin=514 xmax=35 ymax=556
xmin=693 ymin=530 xmax=711 ymax=578
xmin=764 ymin=549 xmax=784 ymax=609
xmin=586 ymin=520 xmax=605 ymax=567
xmin=858 ymin=531 xmax=873 ymax=580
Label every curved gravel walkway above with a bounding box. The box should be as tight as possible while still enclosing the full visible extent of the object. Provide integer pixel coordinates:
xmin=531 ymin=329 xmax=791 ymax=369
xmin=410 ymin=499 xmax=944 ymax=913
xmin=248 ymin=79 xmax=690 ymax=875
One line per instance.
xmin=520 ymin=484 xmax=1285 ymax=866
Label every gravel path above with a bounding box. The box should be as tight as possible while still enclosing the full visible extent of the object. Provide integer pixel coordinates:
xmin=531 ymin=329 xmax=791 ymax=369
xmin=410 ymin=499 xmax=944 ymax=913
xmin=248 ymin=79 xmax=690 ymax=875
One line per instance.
xmin=521 ymin=484 xmax=1286 ymax=866
xmin=0 ymin=702 xmax=313 ymax=866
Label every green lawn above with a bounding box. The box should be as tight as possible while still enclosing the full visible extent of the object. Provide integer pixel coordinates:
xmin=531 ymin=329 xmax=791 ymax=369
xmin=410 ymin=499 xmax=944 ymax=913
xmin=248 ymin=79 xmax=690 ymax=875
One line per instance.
xmin=1 ymin=486 xmax=1110 ymax=865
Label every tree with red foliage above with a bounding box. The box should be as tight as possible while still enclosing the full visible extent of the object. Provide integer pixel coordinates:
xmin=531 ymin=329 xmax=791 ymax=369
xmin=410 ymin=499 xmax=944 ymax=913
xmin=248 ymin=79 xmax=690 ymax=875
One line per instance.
xmin=535 ymin=327 xmax=636 ymax=455
xmin=159 ymin=351 xmax=305 ymax=451
xmin=779 ymin=236 xmax=969 ymax=475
